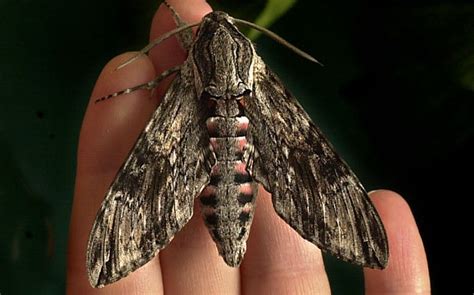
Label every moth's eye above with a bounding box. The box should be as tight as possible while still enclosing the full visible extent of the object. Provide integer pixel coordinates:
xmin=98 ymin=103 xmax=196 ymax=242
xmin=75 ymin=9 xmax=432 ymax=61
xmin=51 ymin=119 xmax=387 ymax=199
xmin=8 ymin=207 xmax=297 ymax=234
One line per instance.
xmin=231 ymin=83 xmax=251 ymax=99
xmin=204 ymin=84 xmax=222 ymax=98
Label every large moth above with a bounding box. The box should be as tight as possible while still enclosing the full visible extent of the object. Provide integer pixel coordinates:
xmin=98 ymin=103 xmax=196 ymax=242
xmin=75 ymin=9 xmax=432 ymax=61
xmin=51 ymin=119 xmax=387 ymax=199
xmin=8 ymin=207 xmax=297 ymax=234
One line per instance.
xmin=87 ymin=4 xmax=389 ymax=288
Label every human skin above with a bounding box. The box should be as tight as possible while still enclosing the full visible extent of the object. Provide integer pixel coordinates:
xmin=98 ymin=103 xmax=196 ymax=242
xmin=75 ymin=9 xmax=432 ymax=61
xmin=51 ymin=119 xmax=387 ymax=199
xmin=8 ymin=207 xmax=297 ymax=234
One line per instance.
xmin=66 ymin=1 xmax=431 ymax=294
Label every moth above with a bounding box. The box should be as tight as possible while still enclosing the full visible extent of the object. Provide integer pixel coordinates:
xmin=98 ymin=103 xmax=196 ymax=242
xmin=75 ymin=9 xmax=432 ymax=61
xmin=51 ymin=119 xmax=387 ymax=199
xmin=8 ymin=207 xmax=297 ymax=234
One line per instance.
xmin=87 ymin=3 xmax=389 ymax=288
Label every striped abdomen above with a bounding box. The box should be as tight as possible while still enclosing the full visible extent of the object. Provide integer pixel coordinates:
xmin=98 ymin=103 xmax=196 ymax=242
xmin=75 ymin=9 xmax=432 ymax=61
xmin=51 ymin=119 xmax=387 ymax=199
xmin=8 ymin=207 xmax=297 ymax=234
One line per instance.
xmin=199 ymin=97 xmax=257 ymax=266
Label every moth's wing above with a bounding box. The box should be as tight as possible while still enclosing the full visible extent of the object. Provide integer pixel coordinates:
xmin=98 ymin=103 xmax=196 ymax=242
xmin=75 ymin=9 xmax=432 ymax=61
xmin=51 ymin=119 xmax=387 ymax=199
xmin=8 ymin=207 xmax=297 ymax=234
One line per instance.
xmin=245 ymin=57 xmax=388 ymax=268
xmin=86 ymin=62 xmax=214 ymax=287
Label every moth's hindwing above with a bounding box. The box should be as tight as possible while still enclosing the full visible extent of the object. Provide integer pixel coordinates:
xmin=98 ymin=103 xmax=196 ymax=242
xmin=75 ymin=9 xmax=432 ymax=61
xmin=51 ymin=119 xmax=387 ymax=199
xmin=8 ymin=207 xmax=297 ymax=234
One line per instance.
xmin=245 ymin=56 xmax=389 ymax=268
xmin=86 ymin=61 xmax=214 ymax=287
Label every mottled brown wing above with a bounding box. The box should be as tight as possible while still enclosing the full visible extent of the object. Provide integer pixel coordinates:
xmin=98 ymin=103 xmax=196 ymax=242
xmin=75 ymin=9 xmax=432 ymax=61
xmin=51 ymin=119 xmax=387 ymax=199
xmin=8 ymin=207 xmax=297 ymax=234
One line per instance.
xmin=86 ymin=61 xmax=214 ymax=287
xmin=245 ymin=57 xmax=388 ymax=268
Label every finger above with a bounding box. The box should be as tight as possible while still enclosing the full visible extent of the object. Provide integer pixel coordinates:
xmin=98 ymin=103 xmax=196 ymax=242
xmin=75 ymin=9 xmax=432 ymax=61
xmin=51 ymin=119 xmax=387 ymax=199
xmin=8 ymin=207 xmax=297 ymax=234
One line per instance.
xmin=67 ymin=53 xmax=163 ymax=294
xmin=240 ymin=187 xmax=331 ymax=295
xmin=364 ymin=190 xmax=430 ymax=294
xmin=148 ymin=1 xmax=241 ymax=294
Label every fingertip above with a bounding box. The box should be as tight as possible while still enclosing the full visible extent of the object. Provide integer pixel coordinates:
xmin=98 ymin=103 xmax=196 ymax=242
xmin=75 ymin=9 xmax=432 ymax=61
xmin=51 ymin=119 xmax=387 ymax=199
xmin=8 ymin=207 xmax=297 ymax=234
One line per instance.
xmin=365 ymin=190 xmax=430 ymax=294
xmin=368 ymin=189 xmax=412 ymax=220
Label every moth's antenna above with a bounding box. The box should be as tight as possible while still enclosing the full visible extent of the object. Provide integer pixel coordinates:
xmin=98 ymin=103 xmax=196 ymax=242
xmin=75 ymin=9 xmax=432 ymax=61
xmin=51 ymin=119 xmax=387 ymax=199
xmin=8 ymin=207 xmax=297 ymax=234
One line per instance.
xmin=116 ymin=22 xmax=200 ymax=71
xmin=231 ymin=18 xmax=323 ymax=66
xmin=95 ymin=65 xmax=181 ymax=103
xmin=163 ymin=0 xmax=193 ymax=51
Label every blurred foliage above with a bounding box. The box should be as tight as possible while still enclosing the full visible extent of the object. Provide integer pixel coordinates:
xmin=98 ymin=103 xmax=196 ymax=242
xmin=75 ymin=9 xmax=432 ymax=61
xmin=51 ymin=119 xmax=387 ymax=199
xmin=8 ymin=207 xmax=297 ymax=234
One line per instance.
xmin=247 ymin=0 xmax=297 ymax=40
xmin=0 ymin=0 xmax=472 ymax=294
xmin=209 ymin=0 xmax=297 ymax=39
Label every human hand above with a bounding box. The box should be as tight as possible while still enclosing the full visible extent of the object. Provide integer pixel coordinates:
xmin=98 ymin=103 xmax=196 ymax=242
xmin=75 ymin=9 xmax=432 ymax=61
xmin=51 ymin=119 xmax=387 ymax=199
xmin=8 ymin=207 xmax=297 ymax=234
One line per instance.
xmin=67 ymin=1 xmax=430 ymax=294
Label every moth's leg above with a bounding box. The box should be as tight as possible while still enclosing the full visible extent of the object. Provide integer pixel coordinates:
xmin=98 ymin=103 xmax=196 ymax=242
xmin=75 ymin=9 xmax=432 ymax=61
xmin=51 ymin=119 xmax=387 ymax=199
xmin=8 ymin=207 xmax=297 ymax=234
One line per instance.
xmin=115 ymin=22 xmax=198 ymax=71
xmin=163 ymin=1 xmax=193 ymax=51
xmin=95 ymin=65 xmax=181 ymax=103
xmin=116 ymin=4 xmax=198 ymax=71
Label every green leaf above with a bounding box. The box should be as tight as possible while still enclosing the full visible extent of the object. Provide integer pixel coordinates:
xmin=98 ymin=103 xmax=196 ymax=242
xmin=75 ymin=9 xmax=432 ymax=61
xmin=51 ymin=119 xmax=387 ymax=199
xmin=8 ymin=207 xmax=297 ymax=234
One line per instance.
xmin=248 ymin=0 xmax=297 ymax=40
xmin=207 ymin=0 xmax=297 ymax=39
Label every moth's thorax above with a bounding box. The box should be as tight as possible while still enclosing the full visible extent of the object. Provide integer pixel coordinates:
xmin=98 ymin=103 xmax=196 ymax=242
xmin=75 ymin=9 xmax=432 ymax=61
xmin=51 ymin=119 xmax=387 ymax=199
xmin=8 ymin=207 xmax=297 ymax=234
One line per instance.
xmin=192 ymin=11 xmax=255 ymax=99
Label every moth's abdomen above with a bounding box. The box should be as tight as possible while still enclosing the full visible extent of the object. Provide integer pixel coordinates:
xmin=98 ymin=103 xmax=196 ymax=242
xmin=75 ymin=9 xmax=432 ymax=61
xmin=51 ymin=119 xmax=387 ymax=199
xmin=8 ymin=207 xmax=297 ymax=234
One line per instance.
xmin=199 ymin=98 xmax=257 ymax=267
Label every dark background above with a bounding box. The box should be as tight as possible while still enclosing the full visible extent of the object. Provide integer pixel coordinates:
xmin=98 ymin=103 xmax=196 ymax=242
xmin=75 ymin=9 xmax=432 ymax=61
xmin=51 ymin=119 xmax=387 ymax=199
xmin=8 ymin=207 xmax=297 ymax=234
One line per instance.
xmin=0 ymin=0 xmax=472 ymax=294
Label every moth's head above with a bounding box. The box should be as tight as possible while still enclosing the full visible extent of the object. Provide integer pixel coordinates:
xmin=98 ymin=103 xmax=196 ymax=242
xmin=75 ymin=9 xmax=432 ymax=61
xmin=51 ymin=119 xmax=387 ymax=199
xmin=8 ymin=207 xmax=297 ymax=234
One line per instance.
xmin=201 ymin=11 xmax=233 ymax=26
xmin=195 ymin=11 xmax=235 ymax=40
